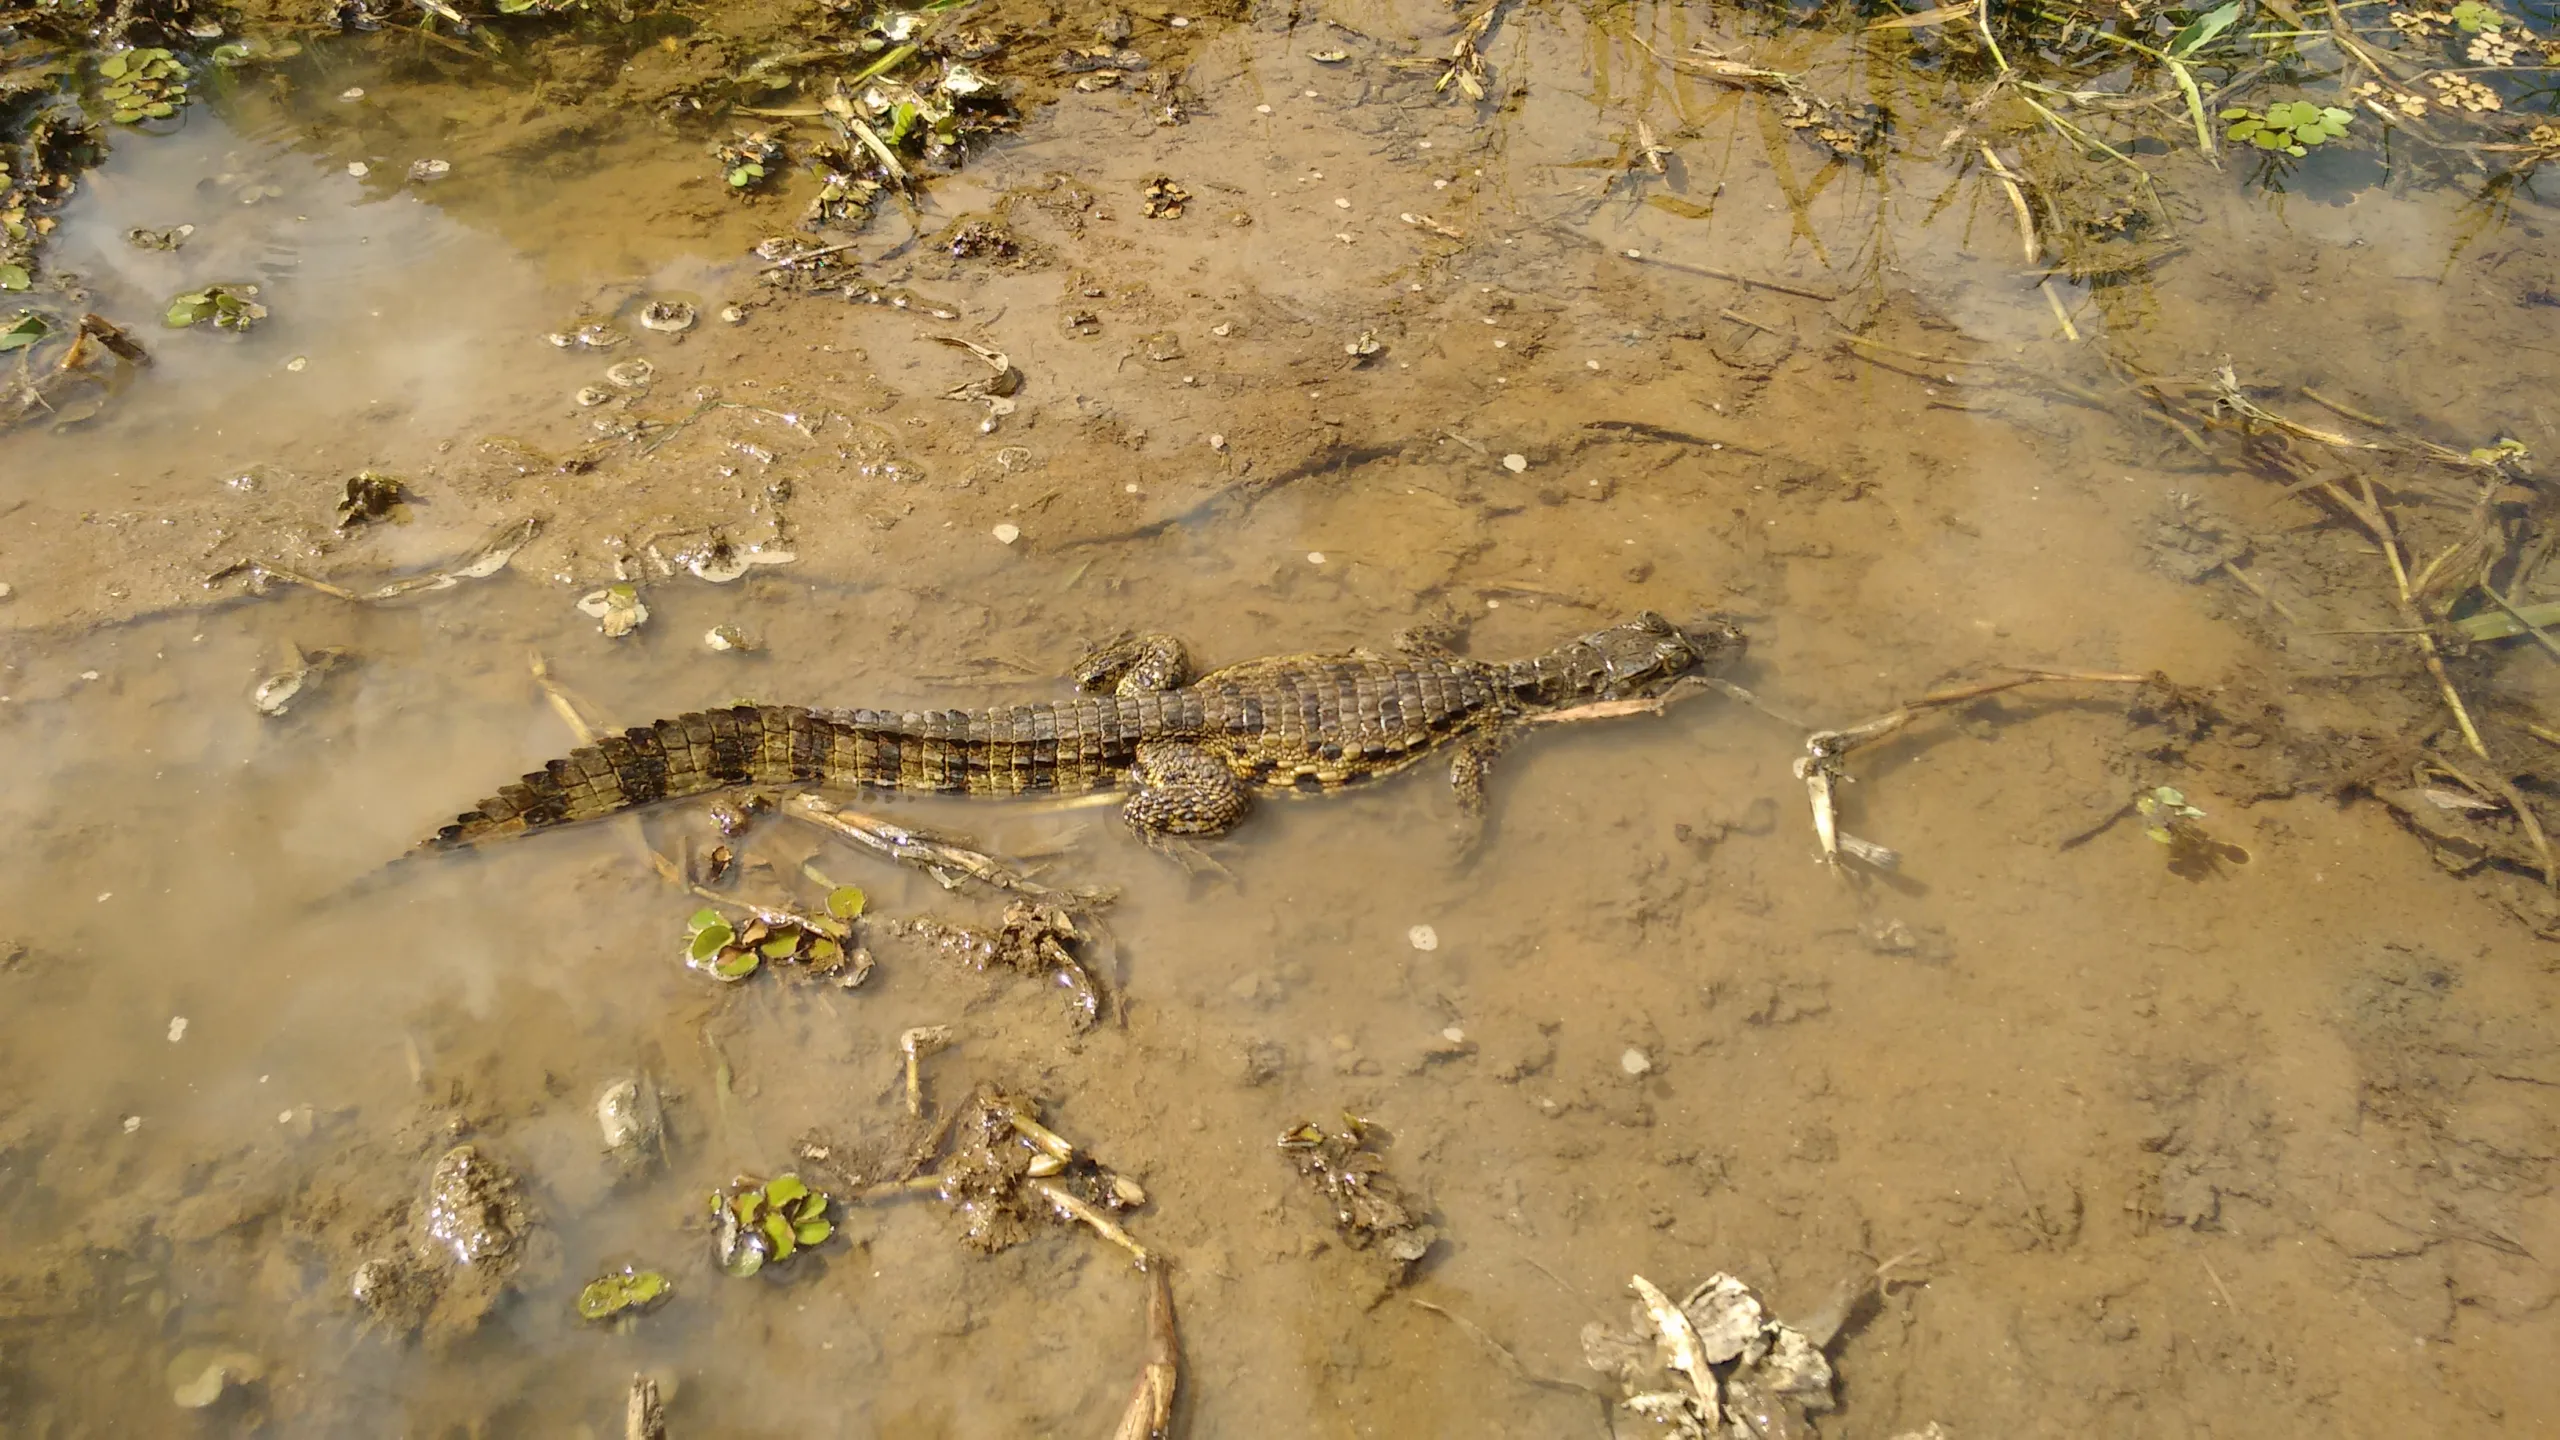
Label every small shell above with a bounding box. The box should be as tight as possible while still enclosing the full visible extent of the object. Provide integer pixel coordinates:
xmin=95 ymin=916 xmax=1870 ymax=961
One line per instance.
xmin=407 ymin=158 xmax=450 ymax=182
xmin=574 ymin=386 xmax=612 ymax=407
xmin=719 ymin=305 xmax=748 ymax=325
xmin=605 ymin=359 xmax=655 ymax=389
xmin=638 ymin=300 xmax=697 ymax=334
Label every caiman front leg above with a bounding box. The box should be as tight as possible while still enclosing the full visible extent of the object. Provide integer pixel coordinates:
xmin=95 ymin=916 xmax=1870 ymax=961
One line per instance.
xmin=1447 ymin=729 xmax=1515 ymax=856
xmin=1075 ymin=633 xmax=1192 ymax=696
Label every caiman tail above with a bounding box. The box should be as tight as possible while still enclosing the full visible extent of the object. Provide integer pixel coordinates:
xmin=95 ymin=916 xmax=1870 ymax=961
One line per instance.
xmin=426 ymin=701 xmax=1129 ymax=850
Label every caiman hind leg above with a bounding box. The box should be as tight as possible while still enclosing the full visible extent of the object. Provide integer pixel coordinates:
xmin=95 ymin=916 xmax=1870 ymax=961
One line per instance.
xmin=1075 ymin=633 xmax=1192 ymax=696
xmin=1122 ymin=741 xmax=1252 ymax=839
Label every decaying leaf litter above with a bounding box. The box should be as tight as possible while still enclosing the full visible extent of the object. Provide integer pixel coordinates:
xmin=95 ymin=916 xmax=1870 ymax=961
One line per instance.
xmin=6 ymin=0 xmax=2560 ymax=1432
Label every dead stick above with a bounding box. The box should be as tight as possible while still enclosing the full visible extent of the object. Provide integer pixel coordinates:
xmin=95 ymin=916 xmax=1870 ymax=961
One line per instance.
xmin=1030 ymin=1178 xmax=1153 ymax=1268
xmin=1612 ymin=246 xmax=1838 ymax=302
xmin=2215 ymin=560 xmax=2309 ymax=627
xmin=1110 ymin=1267 xmax=1180 ymax=1440
xmin=2334 ymin=475 xmax=2553 ymax=887
xmin=1978 ymin=145 xmax=2039 ymax=264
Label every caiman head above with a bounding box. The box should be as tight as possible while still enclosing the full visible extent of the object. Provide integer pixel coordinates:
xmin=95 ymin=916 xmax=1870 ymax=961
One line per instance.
xmin=1506 ymin=612 xmax=1746 ymax=708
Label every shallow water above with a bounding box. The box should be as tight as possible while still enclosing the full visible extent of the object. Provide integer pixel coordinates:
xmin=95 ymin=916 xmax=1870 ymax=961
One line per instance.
xmin=6 ymin=1 xmax=2560 ymax=1434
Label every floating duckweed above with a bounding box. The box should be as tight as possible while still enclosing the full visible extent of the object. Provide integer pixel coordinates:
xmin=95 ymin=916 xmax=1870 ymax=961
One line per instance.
xmin=2219 ymin=101 xmax=2352 ymax=157
xmin=826 ymin=886 xmax=867 ymax=919
xmin=576 ymin=583 xmax=648 ymax=637
xmin=682 ymin=906 xmax=859 ymax=982
xmin=2136 ymin=785 xmax=2205 ymax=843
xmin=711 ymin=1174 xmax=834 ymax=1276
xmin=100 ymin=48 xmax=187 ymax=125
xmin=164 ymin=285 xmax=267 ymax=332
xmin=575 ymin=1267 xmax=671 ymax=1320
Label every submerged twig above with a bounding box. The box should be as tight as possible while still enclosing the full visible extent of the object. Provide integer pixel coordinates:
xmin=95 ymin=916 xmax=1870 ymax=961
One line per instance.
xmin=1031 ymin=1177 xmax=1154 ymax=1268
xmin=1796 ymin=670 xmax=2154 ymax=868
xmin=782 ymin=794 xmax=1109 ymax=903
xmin=1110 ymin=1267 xmax=1180 ymax=1440
xmin=210 ymin=517 xmax=540 ymax=603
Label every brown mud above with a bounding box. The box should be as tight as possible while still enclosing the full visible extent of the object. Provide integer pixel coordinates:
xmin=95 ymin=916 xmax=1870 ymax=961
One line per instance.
xmin=5 ymin=0 xmax=2560 ymax=1434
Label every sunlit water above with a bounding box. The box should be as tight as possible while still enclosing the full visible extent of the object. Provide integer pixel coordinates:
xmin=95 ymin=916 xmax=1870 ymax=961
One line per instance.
xmin=5 ymin=2 xmax=2560 ymax=1435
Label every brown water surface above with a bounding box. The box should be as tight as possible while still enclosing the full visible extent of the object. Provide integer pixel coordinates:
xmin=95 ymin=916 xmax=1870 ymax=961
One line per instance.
xmin=7 ymin=1 xmax=2560 ymax=1435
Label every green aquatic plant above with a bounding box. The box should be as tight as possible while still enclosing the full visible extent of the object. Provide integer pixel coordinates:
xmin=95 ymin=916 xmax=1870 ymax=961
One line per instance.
xmin=99 ymin=48 xmax=187 ymax=125
xmin=2136 ymin=785 xmax=2250 ymax=876
xmin=576 ymin=1266 xmax=671 ymax=1320
xmin=164 ymin=285 xmax=267 ymax=331
xmin=2220 ymin=101 xmax=2353 ymax=157
xmin=0 ymin=310 xmax=46 ymax=350
xmin=710 ymin=1173 xmax=834 ymax=1277
xmin=209 ymin=36 xmax=304 ymax=68
xmin=0 ymin=263 xmax=26 ymax=292
xmin=682 ymin=895 xmax=861 ymax=983
xmin=2450 ymin=0 xmax=2502 ymax=32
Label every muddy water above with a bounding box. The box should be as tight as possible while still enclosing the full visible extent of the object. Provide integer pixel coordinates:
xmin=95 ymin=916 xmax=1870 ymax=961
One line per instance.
xmin=8 ymin=1 xmax=2560 ymax=1435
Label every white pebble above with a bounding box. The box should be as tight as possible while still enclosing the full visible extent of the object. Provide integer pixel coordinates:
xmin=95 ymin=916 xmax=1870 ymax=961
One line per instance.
xmin=167 ymin=1016 xmax=188 ymax=1043
xmin=122 ymin=1115 xmax=142 ymax=1133
xmin=1620 ymin=1047 xmax=1653 ymax=1076
xmin=339 ymin=87 xmax=364 ymax=101
xmin=346 ymin=161 xmax=369 ymax=178
xmin=1502 ymin=453 xmax=1528 ymax=472
xmin=1306 ymin=551 xmax=1326 ymax=565
xmin=1209 ymin=433 xmax=1227 ymax=450
xmin=278 ymin=1109 xmax=295 ymax=1124
xmin=993 ymin=523 xmax=1022 ymax=545
xmin=286 ymin=356 xmax=307 ymax=372
xmin=1256 ymin=104 xmax=1272 ymax=114
xmin=1334 ymin=196 xmax=1351 ymax=209
xmin=1408 ymin=924 xmax=1439 ymax=952
xmin=1441 ymin=1025 xmax=1466 ymax=1043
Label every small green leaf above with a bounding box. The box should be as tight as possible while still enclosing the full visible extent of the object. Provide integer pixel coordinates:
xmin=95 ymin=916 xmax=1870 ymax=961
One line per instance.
xmin=0 ymin=264 xmax=27 ymax=292
xmin=807 ymin=936 xmax=842 ymax=965
xmin=143 ymin=101 xmax=175 ymax=118
xmin=0 ymin=312 xmax=45 ymax=351
xmin=760 ymin=931 xmax=801 ymax=960
xmin=626 ymin=1270 xmax=670 ymax=1304
xmin=710 ymin=946 xmax=761 ymax=981
xmin=576 ymin=1277 xmax=626 ymax=1318
xmin=723 ymin=1242 xmax=764 ymax=1278
xmin=2168 ymin=0 xmax=2242 ymax=58
xmin=687 ymin=923 xmax=734 ymax=962
xmin=733 ymin=1190 xmax=766 ymax=1224
xmin=165 ymin=292 xmax=213 ymax=327
xmin=826 ymin=885 xmax=867 ymax=919
xmin=2252 ymin=130 xmax=2283 ymax=149
xmin=764 ymin=1174 xmax=809 ymax=1207
xmin=687 ymin=906 xmax=724 ymax=935
xmin=2285 ymin=143 xmax=2307 ymax=156
xmin=795 ymin=1218 xmax=832 ymax=1246
xmin=761 ymin=1211 xmax=795 ymax=1260
xmin=100 ymin=53 xmax=129 ymax=78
